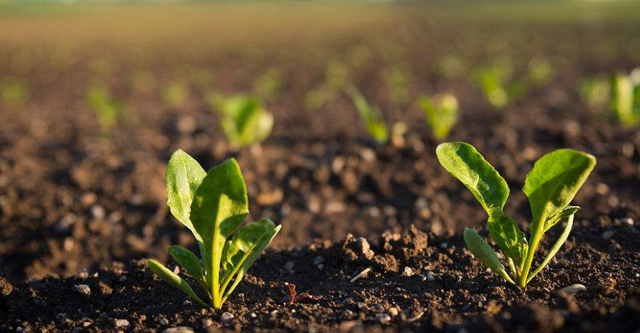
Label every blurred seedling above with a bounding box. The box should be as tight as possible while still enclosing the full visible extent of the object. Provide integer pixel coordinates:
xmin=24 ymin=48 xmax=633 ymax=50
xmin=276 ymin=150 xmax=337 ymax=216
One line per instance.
xmin=0 ymin=77 xmax=28 ymax=107
xmin=581 ymin=68 xmax=640 ymax=127
xmin=86 ymin=86 xmax=129 ymax=136
xmin=418 ymin=93 xmax=459 ymax=141
xmin=208 ymin=93 xmax=274 ymax=148
xmin=345 ymin=83 xmax=389 ymax=144
xmin=148 ymin=150 xmax=280 ymax=309
xmin=163 ymin=80 xmax=189 ymax=108
xmin=254 ymin=67 xmax=284 ymax=102
xmin=382 ymin=64 xmax=411 ymax=104
xmin=305 ymin=60 xmax=348 ymax=110
xmin=437 ymin=142 xmax=595 ymax=287
xmin=471 ymin=58 xmax=526 ymax=109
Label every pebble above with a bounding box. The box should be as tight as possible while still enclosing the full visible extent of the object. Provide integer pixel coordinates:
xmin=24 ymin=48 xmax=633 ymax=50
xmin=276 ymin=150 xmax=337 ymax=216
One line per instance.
xmin=558 ymin=284 xmax=587 ymax=295
xmin=161 ymin=327 xmax=194 ymax=333
xmin=620 ymin=217 xmax=634 ymax=226
xmin=426 ymin=271 xmax=435 ymax=281
xmin=159 ymin=317 xmax=169 ymax=326
xmin=342 ymin=309 xmax=354 ymax=318
xmin=220 ymin=312 xmax=234 ymax=326
xmin=388 ymin=307 xmax=399 ymax=317
xmin=182 ymin=300 xmax=192 ymax=306
xmin=360 ymin=148 xmax=377 ymax=162
xmin=313 ymin=256 xmax=325 ymax=266
xmin=403 ymin=266 xmax=415 ymax=277
xmin=357 ymin=237 xmax=375 ymax=259
xmin=73 ymin=284 xmax=91 ymax=296
xmin=115 ymin=319 xmax=130 ymax=328
xmin=56 ymin=313 xmax=67 ymax=325
xmin=15 ymin=328 xmax=24 ymax=333
xmin=201 ymin=318 xmax=213 ymax=328
xmin=119 ymin=276 xmax=127 ymax=282
xmin=376 ymin=313 xmax=391 ymax=324
xmin=90 ymin=205 xmax=106 ymax=219
xmin=601 ymin=230 xmax=615 ymax=241
xmin=250 ymin=313 xmax=257 ymax=318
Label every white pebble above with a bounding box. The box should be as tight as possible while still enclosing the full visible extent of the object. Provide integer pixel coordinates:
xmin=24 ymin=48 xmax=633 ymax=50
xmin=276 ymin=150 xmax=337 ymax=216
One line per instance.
xmin=558 ymin=284 xmax=587 ymax=295
xmin=220 ymin=312 xmax=234 ymax=326
xmin=115 ymin=319 xmax=129 ymax=328
xmin=73 ymin=284 xmax=91 ymax=296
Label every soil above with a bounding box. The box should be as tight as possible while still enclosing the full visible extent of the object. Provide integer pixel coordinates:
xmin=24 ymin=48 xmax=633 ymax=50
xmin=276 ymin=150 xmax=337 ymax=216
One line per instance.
xmin=2 ymin=2 xmax=640 ymax=332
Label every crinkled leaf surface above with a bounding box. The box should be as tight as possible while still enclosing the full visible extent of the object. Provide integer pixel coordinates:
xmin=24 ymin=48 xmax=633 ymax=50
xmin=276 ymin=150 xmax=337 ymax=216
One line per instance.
xmin=221 ymin=219 xmax=278 ymax=284
xmin=487 ymin=212 xmax=528 ymax=263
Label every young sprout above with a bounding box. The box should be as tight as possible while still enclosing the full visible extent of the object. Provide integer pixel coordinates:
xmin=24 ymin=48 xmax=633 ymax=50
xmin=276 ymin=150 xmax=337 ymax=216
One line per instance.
xmin=344 ymin=83 xmax=389 ymax=144
xmin=0 ymin=77 xmax=28 ymax=107
xmin=582 ymin=68 xmax=640 ymax=127
xmin=208 ymin=94 xmax=274 ymax=148
xmin=148 ymin=150 xmax=281 ymax=309
xmin=436 ymin=142 xmax=595 ymax=287
xmin=610 ymin=72 xmax=636 ymax=126
xmin=86 ymin=86 xmax=127 ymax=136
xmin=580 ymin=76 xmax=610 ymax=114
xmin=163 ymin=80 xmax=189 ymax=108
xmin=305 ymin=61 xmax=348 ymax=110
xmin=418 ymin=93 xmax=459 ymax=141
xmin=254 ymin=67 xmax=284 ymax=102
xmin=471 ymin=59 xmax=525 ymax=109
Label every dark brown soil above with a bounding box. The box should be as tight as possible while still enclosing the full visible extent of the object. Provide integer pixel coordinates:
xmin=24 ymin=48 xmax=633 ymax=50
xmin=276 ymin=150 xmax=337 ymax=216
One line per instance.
xmin=2 ymin=2 xmax=640 ymax=332
xmin=1 ymin=222 xmax=639 ymax=332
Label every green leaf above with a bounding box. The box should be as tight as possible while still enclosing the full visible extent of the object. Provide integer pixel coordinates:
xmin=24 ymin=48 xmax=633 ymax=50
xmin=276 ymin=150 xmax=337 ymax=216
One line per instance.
xmin=147 ymin=259 xmax=208 ymax=307
xmin=463 ymin=228 xmax=514 ymax=284
xmin=166 ymin=149 xmax=207 ymax=247
xmin=436 ymin=142 xmax=509 ymax=216
xmin=168 ymin=245 xmax=206 ymax=286
xmin=523 ymin=149 xmax=596 ymax=242
xmin=610 ymin=72 xmax=635 ymax=126
xmin=217 ymin=95 xmax=273 ymax=147
xmin=527 ymin=214 xmax=575 ymax=283
xmin=487 ymin=212 xmax=528 ymax=263
xmin=219 ymin=219 xmax=280 ymax=295
xmin=190 ymin=158 xmax=249 ymax=301
xmin=222 ymin=222 xmax=281 ymax=302
xmin=544 ymin=205 xmax=579 ymax=232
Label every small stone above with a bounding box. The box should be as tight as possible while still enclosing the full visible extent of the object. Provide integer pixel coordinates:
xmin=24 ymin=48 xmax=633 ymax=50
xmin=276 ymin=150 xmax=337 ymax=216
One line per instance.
xmin=177 ymin=115 xmax=197 ymax=134
xmin=90 ymin=205 xmax=106 ymax=219
xmin=284 ymin=261 xmax=295 ymax=274
xmin=558 ymin=284 xmax=587 ymax=295
xmin=620 ymin=217 xmax=634 ymax=226
xmin=426 ymin=271 xmax=435 ymax=281
xmin=220 ymin=312 xmax=234 ymax=326
xmin=357 ymin=237 xmax=375 ymax=259
xmin=201 ymin=318 xmax=213 ymax=328
xmin=313 ymin=256 xmax=325 ymax=266
xmin=342 ymin=309 xmax=354 ymax=318
xmin=162 ymin=327 xmax=195 ymax=333
xmin=15 ymin=328 xmax=24 ymax=333
xmin=159 ymin=318 xmax=169 ymax=326
xmin=250 ymin=313 xmax=257 ymax=318
xmin=339 ymin=321 xmax=363 ymax=332
xmin=78 ymin=269 xmax=89 ymax=279
xmin=403 ymin=267 xmax=415 ymax=277
xmin=115 ymin=319 xmax=130 ymax=328
xmin=183 ymin=300 xmax=192 ymax=306
xmin=376 ymin=313 xmax=391 ymax=324
xmin=601 ymin=230 xmax=615 ymax=241
xmin=360 ymin=148 xmax=377 ymax=162
xmin=56 ymin=313 xmax=67 ymax=325
xmin=73 ymin=284 xmax=91 ymax=296
xmin=388 ymin=307 xmax=399 ymax=317
xmin=119 ymin=276 xmax=127 ymax=282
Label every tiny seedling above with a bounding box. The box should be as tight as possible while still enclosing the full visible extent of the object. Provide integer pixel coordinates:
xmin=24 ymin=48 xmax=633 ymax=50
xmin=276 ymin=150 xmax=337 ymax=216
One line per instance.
xmin=418 ymin=93 xmax=459 ymax=141
xmin=163 ymin=80 xmax=189 ymax=107
xmin=581 ymin=69 xmax=640 ymax=127
xmin=471 ymin=60 xmax=526 ymax=109
xmin=208 ymin=93 xmax=274 ymax=148
xmin=0 ymin=77 xmax=28 ymax=107
xmin=436 ymin=142 xmax=595 ymax=287
xmin=86 ymin=86 xmax=127 ymax=136
xmin=345 ymin=83 xmax=389 ymax=144
xmin=148 ymin=150 xmax=281 ymax=309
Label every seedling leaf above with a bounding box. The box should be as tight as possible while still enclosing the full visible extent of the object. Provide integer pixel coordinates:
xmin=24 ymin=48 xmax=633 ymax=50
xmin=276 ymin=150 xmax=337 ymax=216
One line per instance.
xmin=168 ymin=245 xmax=206 ymax=287
xmin=527 ymin=214 xmax=574 ymax=283
xmin=148 ymin=259 xmax=208 ymax=307
xmin=463 ymin=228 xmax=515 ymax=284
xmin=544 ymin=205 xmax=579 ymax=232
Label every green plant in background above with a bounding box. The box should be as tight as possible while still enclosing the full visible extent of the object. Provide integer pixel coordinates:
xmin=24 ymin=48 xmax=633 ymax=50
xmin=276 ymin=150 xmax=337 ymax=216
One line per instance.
xmin=1 ymin=77 xmax=28 ymax=107
xmin=305 ymin=61 xmax=348 ymax=110
xmin=580 ymin=76 xmax=610 ymax=114
xmin=345 ymin=84 xmax=388 ymax=144
xmin=581 ymin=68 xmax=640 ymax=127
xmin=436 ymin=55 xmax=466 ymax=79
xmin=471 ymin=59 xmax=525 ymax=109
xmin=436 ymin=142 xmax=595 ymax=287
xmin=86 ymin=86 xmax=127 ymax=135
xmin=382 ymin=64 xmax=411 ymax=104
xmin=163 ymin=80 xmax=189 ymax=108
xmin=527 ymin=57 xmax=554 ymax=86
xmin=148 ymin=150 xmax=281 ymax=309
xmin=254 ymin=67 xmax=284 ymax=102
xmin=418 ymin=93 xmax=459 ymax=141
xmin=208 ymin=93 xmax=274 ymax=148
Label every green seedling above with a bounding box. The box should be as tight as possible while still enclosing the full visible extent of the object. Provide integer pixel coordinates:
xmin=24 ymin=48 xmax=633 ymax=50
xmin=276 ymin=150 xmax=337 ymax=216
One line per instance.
xmin=582 ymin=69 xmax=640 ymax=127
xmin=471 ymin=60 xmax=526 ymax=109
xmin=163 ymin=80 xmax=189 ymax=107
xmin=0 ymin=77 xmax=28 ymax=107
xmin=345 ymin=84 xmax=388 ymax=144
xmin=527 ymin=57 xmax=553 ymax=86
xmin=418 ymin=93 xmax=459 ymax=141
xmin=436 ymin=142 xmax=595 ymax=287
xmin=208 ymin=94 xmax=274 ymax=148
xmin=305 ymin=61 xmax=348 ymax=110
xmin=148 ymin=150 xmax=281 ymax=309
xmin=86 ymin=86 xmax=126 ymax=136
xmin=254 ymin=67 xmax=284 ymax=102
xmin=383 ymin=65 xmax=411 ymax=104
